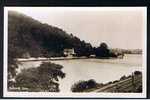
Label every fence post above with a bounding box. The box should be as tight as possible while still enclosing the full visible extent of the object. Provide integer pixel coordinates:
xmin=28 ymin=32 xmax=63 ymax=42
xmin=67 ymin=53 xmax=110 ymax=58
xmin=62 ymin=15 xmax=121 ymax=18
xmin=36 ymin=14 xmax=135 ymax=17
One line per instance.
xmin=132 ymin=72 xmax=136 ymax=92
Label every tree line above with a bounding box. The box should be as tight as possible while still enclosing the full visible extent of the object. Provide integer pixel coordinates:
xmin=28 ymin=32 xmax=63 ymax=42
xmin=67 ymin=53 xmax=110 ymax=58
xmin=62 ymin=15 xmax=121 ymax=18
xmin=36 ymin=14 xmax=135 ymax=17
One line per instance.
xmin=8 ymin=11 xmax=117 ymax=58
xmin=8 ymin=11 xmax=117 ymax=91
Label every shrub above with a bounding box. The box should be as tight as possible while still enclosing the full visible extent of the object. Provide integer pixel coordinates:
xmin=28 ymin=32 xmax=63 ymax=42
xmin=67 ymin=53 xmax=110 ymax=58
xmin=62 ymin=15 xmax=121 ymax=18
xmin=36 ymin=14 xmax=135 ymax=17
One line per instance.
xmin=134 ymin=71 xmax=142 ymax=75
xmin=120 ymin=75 xmax=127 ymax=80
xmin=71 ymin=79 xmax=97 ymax=92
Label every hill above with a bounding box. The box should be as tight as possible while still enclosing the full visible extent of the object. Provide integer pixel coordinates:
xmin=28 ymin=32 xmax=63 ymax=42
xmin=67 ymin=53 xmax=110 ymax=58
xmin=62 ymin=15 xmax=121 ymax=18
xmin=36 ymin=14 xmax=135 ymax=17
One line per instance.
xmin=8 ymin=11 xmax=93 ymax=58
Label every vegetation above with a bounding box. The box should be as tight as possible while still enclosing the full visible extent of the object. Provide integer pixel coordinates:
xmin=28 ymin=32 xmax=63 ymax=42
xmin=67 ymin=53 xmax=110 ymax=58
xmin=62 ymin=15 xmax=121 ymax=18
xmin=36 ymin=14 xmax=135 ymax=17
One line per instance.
xmin=8 ymin=46 xmax=19 ymax=88
xmin=8 ymin=11 xmax=118 ymax=59
xmin=134 ymin=70 xmax=142 ymax=75
xmin=95 ymin=42 xmax=117 ymax=58
xmin=14 ymin=62 xmax=65 ymax=92
xmin=8 ymin=11 xmax=95 ymax=58
xmin=8 ymin=11 xmax=90 ymax=87
xmin=8 ymin=11 xmax=118 ymax=83
xmin=8 ymin=11 xmax=126 ymax=91
xmin=71 ymin=79 xmax=98 ymax=92
xmin=71 ymin=71 xmax=142 ymax=93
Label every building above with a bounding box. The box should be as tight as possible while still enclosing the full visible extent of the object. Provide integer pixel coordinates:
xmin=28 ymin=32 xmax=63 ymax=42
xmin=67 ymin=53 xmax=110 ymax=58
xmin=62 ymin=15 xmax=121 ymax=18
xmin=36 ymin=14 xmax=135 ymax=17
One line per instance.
xmin=22 ymin=52 xmax=30 ymax=58
xmin=63 ymin=48 xmax=75 ymax=57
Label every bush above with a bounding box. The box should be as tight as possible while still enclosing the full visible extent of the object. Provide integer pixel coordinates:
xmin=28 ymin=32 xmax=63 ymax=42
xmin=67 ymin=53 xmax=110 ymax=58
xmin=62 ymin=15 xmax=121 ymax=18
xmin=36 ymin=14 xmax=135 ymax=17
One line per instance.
xmin=120 ymin=75 xmax=127 ymax=80
xmin=71 ymin=79 xmax=97 ymax=92
xmin=134 ymin=71 xmax=142 ymax=75
xmin=87 ymin=79 xmax=97 ymax=88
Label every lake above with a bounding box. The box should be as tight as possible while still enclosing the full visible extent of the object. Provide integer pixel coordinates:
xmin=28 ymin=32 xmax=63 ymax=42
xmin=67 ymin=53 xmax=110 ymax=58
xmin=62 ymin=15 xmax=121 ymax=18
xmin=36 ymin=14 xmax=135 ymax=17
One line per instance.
xmin=18 ymin=54 xmax=142 ymax=93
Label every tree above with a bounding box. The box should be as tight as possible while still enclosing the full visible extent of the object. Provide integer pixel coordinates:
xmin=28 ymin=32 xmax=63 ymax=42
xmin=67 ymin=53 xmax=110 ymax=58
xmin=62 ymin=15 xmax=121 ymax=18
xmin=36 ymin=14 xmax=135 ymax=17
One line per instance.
xmin=100 ymin=42 xmax=108 ymax=49
xmin=71 ymin=79 xmax=97 ymax=92
xmin=8 ymin=45 xmax=19 ymax=89
xmin=15 ymin=62 xmax=65 ymax=92
xmin=87 ymin=79 xmax=97 ymax=88
xmin=15 ymin=68 xmax=39 ymax=91
xmin=37 ymin=62 xmax=65 ymax=91
xmin=9 ymin=11 xmax=96 ymax=58
xmin=95 ymin=42 xmax=110 ymax=57
xmin=71 ymin=80 xmax=88 ymax=92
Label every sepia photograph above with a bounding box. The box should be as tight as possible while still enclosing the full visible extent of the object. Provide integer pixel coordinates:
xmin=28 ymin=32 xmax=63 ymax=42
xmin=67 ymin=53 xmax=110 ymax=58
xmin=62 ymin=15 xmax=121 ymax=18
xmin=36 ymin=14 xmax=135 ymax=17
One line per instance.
xmin=3 ymin=7 xmax=147 ymax=98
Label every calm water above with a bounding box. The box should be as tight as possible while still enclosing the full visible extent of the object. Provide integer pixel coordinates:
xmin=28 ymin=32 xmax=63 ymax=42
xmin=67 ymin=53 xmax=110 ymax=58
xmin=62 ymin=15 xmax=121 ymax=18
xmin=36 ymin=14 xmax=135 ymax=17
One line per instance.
xmin=18 ymin=54 xmax=142 ymax=92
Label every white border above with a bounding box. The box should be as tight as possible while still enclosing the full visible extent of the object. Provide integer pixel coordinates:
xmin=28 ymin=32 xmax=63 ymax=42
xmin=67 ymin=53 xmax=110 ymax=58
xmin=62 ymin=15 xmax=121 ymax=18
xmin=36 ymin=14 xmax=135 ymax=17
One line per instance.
xmin=3 ymin=7 xmax=147 ymax=98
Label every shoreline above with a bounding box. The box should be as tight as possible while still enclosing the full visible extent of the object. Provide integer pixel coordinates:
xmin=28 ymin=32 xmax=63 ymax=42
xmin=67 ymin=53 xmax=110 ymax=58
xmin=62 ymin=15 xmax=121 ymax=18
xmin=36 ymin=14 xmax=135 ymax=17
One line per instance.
xmin=16 ymin=54 xmax=141 ymax=62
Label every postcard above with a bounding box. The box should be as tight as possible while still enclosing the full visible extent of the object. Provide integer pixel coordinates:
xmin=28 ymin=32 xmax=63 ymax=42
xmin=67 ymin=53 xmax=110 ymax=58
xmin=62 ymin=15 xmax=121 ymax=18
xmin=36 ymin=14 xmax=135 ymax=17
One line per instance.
xmin=3 ymin=7 xmax=147 ymax=98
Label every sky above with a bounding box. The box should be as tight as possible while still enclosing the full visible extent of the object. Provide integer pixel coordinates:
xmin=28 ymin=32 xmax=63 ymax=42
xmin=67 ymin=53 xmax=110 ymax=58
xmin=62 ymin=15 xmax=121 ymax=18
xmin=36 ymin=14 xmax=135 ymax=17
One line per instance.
xmin=6 ymin=7 xmax=146 ymax=49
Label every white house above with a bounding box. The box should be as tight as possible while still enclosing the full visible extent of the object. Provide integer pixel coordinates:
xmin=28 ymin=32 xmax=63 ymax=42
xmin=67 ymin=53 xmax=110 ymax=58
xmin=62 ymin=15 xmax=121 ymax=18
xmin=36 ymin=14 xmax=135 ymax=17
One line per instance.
xmin=63 ymin=48 xmax=75 ymax=57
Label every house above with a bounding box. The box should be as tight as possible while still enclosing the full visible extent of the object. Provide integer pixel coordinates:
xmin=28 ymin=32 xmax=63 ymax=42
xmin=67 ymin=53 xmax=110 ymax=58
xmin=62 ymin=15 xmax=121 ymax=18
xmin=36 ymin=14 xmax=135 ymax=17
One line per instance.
xmin=63 ymin=48 xmax=75 ymax=57
xmin=22 ymin=52 xmax=30 ymax=58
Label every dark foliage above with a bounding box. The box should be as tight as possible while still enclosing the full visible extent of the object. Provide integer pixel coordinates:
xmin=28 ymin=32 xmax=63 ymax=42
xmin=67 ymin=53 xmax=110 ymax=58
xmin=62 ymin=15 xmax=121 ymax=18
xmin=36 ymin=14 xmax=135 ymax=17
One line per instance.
xmin=15 ymin=62 xmax=65 ymax=92
xmin=8 ymin=11 xmax=93 ymax=84
xmin=8 ymin=11 xmax=95 ymax=58
xmin=8 ymin=11 xmax=117 ymax=86
xmin=120 ymin=75 xmax=127 ymax=80
xmin=95 ymin=42 xmax=116 ymax=58
xmin=8 ymin=44 xmax=19 ymax=88
xmin=9 ymin=11 xmax=116 ymax=59
xmin=71 ymin=79 xmax=97 ymax=92
xmin=134 ymin=71 xmax=142 ymax=75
